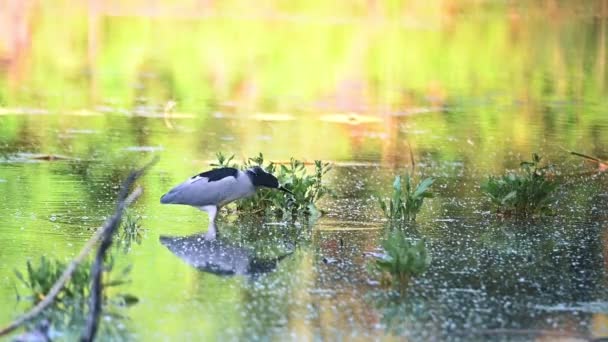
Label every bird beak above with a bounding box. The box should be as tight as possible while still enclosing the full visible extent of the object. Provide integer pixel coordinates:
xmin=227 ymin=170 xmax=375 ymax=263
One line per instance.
xmin=279 ymin=186 xmax=294 ymax=195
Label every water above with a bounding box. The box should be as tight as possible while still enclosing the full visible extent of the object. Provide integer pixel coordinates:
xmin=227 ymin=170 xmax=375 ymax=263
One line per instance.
xmin=1 ymin=1 xmax=608 ymax=341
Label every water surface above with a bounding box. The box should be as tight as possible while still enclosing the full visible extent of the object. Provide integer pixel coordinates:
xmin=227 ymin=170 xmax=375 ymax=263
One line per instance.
xmin=1 ymin=1 xmax=608 ymax=341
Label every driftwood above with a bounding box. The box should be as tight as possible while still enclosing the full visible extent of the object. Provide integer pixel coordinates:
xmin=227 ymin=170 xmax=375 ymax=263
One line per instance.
xmin=0 ymin=158 xmax=156 ymax=340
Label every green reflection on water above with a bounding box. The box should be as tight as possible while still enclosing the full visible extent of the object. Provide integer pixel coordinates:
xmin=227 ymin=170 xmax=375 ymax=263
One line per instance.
xmin=1 ymin=1 xmax=608 ymax=340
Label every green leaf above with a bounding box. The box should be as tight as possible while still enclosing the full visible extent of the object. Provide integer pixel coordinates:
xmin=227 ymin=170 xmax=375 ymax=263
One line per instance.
xmin=14 ymin=269 xmax=25 ymax=284
xmin=413 ymin=178 xmax=434 ymax=198
xmin=379 ymin=200 xmax=387 ymax=215
xmin=104 ymin=279 xmax=130 ymax=287
xmin=392 ymin=176 xmax=401 ymax=192
xmin=117 ymin=293 xmax=139 ymax=306
xmin=500 ymin=191 xmax=517 ymax=204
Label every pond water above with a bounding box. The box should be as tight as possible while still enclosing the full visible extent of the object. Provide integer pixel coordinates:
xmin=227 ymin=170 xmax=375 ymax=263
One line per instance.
xmin=1 ymin=1 xmax=608 ymax=341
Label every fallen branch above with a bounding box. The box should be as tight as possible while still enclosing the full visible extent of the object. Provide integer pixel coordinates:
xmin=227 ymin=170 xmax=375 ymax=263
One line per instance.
xmin=0 ymin=158 xmax=156 ymax=339
xmin=571 ymin=151 xmax=603 ymax=163
xmin=561 ymin=147 xmax=608 ymax=172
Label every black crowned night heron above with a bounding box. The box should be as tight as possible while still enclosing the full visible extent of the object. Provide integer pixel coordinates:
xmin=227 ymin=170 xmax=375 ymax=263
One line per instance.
xmin=160 ymin=166 xmax=292 ymax=239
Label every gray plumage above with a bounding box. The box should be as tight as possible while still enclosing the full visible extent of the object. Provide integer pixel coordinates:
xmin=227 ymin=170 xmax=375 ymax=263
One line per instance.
xmin=160 ymin=168 xmax=255 ymax=207
xmin=160 ymin=166 xmax=291 ymax=240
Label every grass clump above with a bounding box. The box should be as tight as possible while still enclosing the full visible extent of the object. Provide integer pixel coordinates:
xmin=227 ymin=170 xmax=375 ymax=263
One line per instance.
xmin=368 ymin=230 xmax=432 ymax=291
xmin=13 ymin=256 xmax=137 ymax=337
xmin=212 ymin=152 xmax=332 ymax=220
xmin=379 ymin=174 xmax=434 ymax=222
xmin=481 ymin=153 xmax=557 ymax=217
xmin=14 ymin=256 xmax=90 ymax=305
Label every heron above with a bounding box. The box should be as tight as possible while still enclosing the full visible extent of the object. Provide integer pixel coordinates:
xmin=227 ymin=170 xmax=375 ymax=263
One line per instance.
xmin=160 ymin=166 xmax=292 ymax=239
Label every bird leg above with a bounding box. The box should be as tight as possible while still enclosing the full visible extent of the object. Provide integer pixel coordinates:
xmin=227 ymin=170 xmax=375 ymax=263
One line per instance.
xmin=200 ymin=205 xmax=218 ymax=240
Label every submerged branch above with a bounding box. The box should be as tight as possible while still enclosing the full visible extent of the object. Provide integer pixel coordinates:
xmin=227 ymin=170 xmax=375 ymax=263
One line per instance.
xmin=82 ymin=157 xmax=156 ymax=341
xmin=0 ymin=157 xmax=156 ymax=339
xmin=0 ymin=189 xmax=142 ymax=338
xmin=0 ymin=228 xmax=103 ymax=337
xmin=81 ymin=187 xmax=143 ymax=342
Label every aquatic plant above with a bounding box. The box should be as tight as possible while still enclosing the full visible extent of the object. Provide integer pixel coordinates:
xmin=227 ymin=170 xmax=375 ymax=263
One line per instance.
xmin=481 ymin=153 xmax=557 ymax=216
xmin=211 ymin=152 xmax=238 ymax=169
xmin=14 ymin=256 xmax=90 ymax=305
xmin=212 ymin=152 xmax=332 ymax=219
xmin=14 ymin=256 xmax=135 ymax=308
xmin=12 ymin=255 xmax=137 ymax=338
xmin=116 ymin=210 xmax=146 ymax=253
xmin=368 ymin=230 xmax=432 ymax=290
xmin=379 ymin=174 xmax=434 ymax=222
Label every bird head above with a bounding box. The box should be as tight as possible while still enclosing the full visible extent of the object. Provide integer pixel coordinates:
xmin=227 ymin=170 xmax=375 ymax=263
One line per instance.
xmin=247 ymin=166 xmax=293 ymax=194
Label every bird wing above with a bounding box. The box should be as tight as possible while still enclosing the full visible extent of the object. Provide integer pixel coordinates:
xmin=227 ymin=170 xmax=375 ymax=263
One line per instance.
xmin=160 ymin=175 xmax=235 ymax=206
xmin=160 ymin=169 xmax=253 ymax=207
xmin=193 ymin=167 xmax=239 ymax=181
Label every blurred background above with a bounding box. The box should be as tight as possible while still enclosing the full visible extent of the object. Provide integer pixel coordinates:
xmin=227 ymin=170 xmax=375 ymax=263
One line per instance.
xmin=0 ymin=0 xmax=606 ymax=165
xmin=1 ymin=1 xmax=608 ymax=340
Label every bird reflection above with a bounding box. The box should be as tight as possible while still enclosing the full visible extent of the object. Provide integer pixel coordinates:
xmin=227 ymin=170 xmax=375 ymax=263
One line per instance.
xmin=159 ymin=233 xmax=291 ymax=276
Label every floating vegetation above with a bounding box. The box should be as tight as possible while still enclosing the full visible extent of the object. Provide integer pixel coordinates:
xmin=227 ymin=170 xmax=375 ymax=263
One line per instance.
xmin=212 ymin=152 xmax=332 ymax=220
xmin=379 ymin=174 xmax=434 ymax=222
xmin=13 ymin=256 xmax=136 ymax=338
xmin=481 ymin=153 xmax=557 ymax=217
xmin=368 ymin=230 xmax=431 ymax=291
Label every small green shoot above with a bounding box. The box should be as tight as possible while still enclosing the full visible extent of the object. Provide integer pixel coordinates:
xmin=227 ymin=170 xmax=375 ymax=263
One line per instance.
xmin=379 ymin=174 xmax=434 ymax=222
xmin=368 ymin=230 xmax=431 ymax=291
xmin=481 ymin=153 xmax=557 ymax=216
xmin=210 ymin=152 xmax=237 ymax=168
xmin=116 ymin=210 xmax=146 ymax=253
